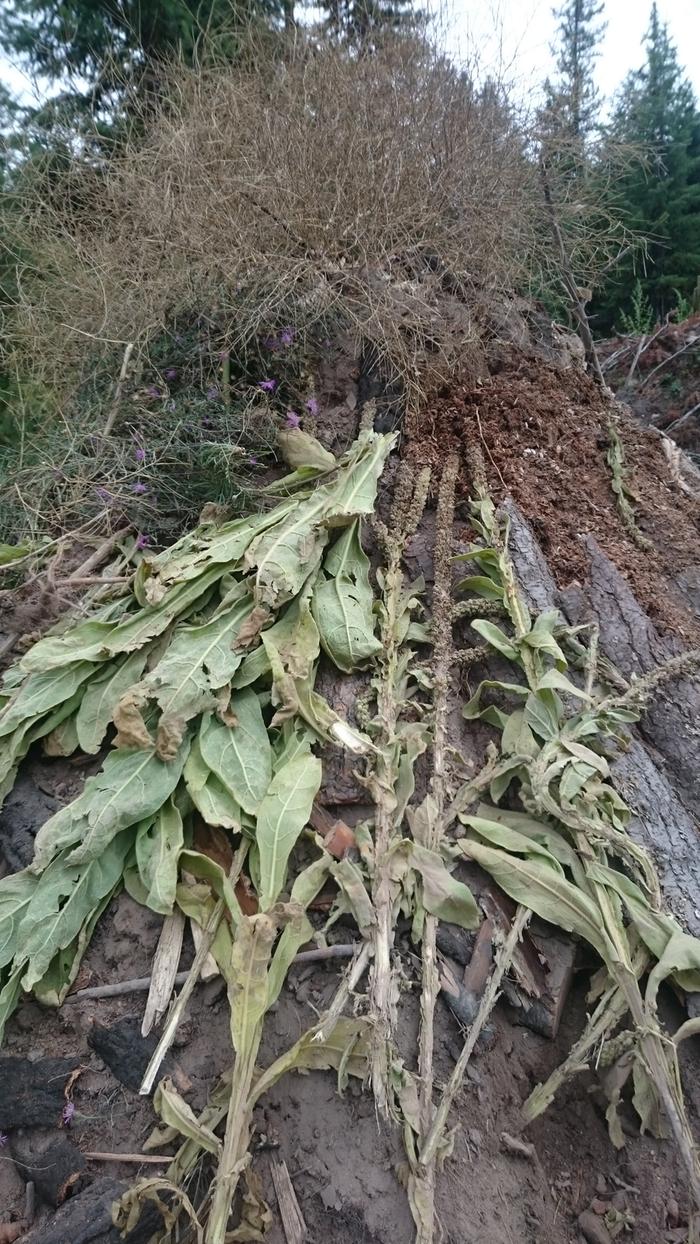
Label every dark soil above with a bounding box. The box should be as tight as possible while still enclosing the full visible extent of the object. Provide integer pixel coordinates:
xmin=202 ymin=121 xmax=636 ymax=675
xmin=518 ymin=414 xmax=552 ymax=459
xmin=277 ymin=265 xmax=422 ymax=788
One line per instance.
xmin=409 ymin=353 xmax=700 ymax=644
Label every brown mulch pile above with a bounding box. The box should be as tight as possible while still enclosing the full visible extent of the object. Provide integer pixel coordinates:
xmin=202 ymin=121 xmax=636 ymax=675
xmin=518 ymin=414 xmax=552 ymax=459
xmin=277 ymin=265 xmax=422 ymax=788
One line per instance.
xmin=409 ymin=353 xmax=700 ymax=642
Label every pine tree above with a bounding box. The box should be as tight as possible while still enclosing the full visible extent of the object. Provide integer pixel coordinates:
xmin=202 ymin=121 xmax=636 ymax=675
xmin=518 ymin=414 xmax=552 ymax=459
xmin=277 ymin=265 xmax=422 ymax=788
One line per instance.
xmin=604 ymin=2 xmax=700 ymax=320
xmin=324 ymin=0 xmax=421 ymax=44
xmin=543 ymin=0 xmax=606 ymax=147
xmin=0 ymin=0 xmax=286 ymax=111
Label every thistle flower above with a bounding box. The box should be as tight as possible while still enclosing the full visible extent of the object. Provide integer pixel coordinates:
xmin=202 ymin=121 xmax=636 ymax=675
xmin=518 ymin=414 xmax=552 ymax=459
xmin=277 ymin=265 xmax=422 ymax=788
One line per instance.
xmin=95 ymin=486 xmax=112 ymax=503
xmin=146 ymin=385 xmax=161 ymax=399
xmin=136 ymin=533 xmax=150 ymax=551
xmin=0 ymin=1133 xmax=7 ymax=1147
xmin=62 ymin=1102 xmax=75 ymax=1127
xmin=131 ymin=481 xmax=148 ymax=495
xmin=248 ymin=455 xmax=259 ymax=466
xmin=279 ymin=327 xmax=295 ymax=348
xmin=258 ymin=378 xmax=277 ymax=393
xmin=164 ymin=367 xmax=178 ymax=381
xmin=207 ymin=385 xmax=220 ymax=401
xmin=135 ymin=447 xmax=146 ymax=463
xmin=285 ymin=410 xmax=301 ymax=428
xmin=305 ymin=397 xmax=319 ymax=417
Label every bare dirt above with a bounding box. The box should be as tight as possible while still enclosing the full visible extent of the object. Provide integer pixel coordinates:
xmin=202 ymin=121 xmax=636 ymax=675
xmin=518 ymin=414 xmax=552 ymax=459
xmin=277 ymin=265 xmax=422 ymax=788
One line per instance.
xmin=409 ymin=353 xmax=700 ymax=645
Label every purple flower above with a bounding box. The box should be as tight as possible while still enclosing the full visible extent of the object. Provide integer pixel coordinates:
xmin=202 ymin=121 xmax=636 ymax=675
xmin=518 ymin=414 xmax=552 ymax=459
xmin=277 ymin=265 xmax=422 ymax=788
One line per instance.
xmin=62 ymin=1102 xmax=75 ymax=1127
xmin=146 ymin=385 xmax=161 ymax=399
xmin=206 ymin=386 xmax=220 ymax=401
xmin=135 ymin=447 xmax=145 ymax=463
xmin=258 ymin=378 xmax=277 ymax=393
xmin=262 ymin=335 xmax=277 ymax=351
xmin=0 ymin=1132 xmax=7 ymax=1147
xmin=131 ymin=481 xmax=148 ymax=495
xmin=285 ymin=410 xmax=301 ymax=428
xmin=248 ymin=455 xmax=258 ymax=466
xmin=279 ymin=327 xmax=295 ymax=348
xmin=95 ymin=486 xmax=112 ymax=503
xmin=305 ymin=397 xmax=319 ymax=417
xmin=136 ymin=533 xmax=150 ymax=551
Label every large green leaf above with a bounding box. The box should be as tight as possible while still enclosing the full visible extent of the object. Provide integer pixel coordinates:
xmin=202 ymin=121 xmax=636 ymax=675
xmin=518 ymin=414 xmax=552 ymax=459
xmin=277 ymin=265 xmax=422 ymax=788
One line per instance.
xmin=21 ymin=563 xmax=226 ymax=672
xmin=76 ymin=649 xmax=150 ymax=754
xmin=457 ymin=838 xmax=610 ymax=960
xmin=588 ymin=863 xmax=700 ymax=994
xmin=32 ymin=737 xmax=190 ymax=870
xmin=144 ymin=504 xmax=297 ymax=590
xmin=0 ymin=869 xmax=38 ymax=970
xmin=312 ymin=521 xmax=381 ymax=673
xmin=199 ymin=689 xmax=272 ymax=815
xmin=138 ymin=590 xmax=253 ymax=744
xmin=136 ymin=798 xmax=184 ymax=915
xmin=0 ymin=969 xmax=24 ymax=1044
xmin=470 ymin=619 xmax=519 ymax=660
xmin=18 ymin=831 xmax=133 ymax=990
xmin=33 ymin=890 xmax=114 ymax=1007
xmin=183 ymin=737 xmax=242 ymax=830
xmin=245 ymin=431 xmax=395 ymax=608
xmin=256 ymin=752 xmax=322 ymax=910
xmin=0 ymin=661 xmax=95 ymax=738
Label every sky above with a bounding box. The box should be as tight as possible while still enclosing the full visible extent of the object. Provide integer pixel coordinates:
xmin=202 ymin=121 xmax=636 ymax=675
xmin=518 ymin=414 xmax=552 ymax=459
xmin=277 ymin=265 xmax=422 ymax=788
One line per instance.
xmin=435 ymin=0 xmax=700 ymax=107
xmin=0 ymin=0 xmax=699 ymax=107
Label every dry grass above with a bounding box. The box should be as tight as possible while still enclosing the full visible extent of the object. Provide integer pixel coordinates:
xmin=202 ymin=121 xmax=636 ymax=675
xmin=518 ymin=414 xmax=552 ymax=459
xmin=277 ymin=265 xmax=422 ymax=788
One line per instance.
xmin=4 ymin=33 xmax=543 ymax=404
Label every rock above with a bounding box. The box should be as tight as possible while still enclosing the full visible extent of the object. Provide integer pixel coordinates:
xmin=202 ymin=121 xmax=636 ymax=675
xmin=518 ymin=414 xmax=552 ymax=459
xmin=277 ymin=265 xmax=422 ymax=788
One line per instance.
xmin=666 ymin=1198 xmax=680 ymax=1227
xmin=0 ymin=1055 xmax=80 ymax=1130
xmin=578 ymin=1210 xmax=612 ymax=1244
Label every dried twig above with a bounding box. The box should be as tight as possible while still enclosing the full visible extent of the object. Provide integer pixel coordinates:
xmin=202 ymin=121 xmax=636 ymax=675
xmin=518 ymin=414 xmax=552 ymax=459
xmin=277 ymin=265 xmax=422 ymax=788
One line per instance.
xmin=84 ymin=1151 xmax=172 ymax=1164
xmin=420 ymin=905 xmax=531 ymax=1167
xmin=270 ymin=1158 xmax=307 ymax=1244
xmin=142 ymin=911 xmax=185 ymax=1037
xmin=101 ymin=342 xmax=134 ymax=441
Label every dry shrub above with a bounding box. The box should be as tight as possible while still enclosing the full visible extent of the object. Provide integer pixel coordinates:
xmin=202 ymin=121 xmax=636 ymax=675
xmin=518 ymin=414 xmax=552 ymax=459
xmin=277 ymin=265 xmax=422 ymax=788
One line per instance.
xmin=5 ymin=32 xmax=542 ymax=405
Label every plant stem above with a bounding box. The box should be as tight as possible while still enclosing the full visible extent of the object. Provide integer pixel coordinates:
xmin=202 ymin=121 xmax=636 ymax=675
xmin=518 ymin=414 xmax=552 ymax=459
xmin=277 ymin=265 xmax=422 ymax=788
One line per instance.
xmin=420 ymin=905 xmax=531 ymax=1168
xmin=413 ymin=455 xmax=458 ymax=1243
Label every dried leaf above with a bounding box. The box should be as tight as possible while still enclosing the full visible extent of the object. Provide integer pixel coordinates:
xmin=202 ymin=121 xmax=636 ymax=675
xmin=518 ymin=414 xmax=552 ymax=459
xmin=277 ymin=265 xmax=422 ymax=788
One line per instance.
xmin=76 ymin=649 xmax=150 ymax=754
xmin=153 ymin=1077 xmax=222 ymax=1155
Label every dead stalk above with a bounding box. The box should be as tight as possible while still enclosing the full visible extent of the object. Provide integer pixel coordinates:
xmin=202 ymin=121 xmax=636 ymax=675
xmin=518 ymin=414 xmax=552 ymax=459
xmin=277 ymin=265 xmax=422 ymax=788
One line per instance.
xmin=413 ymin=455 xmax=458 ymax=1242
xmin=420 ymin=905 xmax=531 ymax=1168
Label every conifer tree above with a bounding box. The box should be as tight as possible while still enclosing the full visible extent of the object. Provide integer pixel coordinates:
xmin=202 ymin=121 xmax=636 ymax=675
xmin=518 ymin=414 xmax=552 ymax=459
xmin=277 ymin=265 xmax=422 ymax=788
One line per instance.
xmin=605 ymin=2 xmax=700 ymax=319
xmin=543 ymin=0 xmax=606 ymax=145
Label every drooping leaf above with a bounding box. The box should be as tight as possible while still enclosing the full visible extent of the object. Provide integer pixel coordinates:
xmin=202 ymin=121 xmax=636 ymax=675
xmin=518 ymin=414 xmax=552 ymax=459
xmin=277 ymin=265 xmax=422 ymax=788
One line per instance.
xmin=311 ymin=521 xmax=382 ymax=673
xmin=277 ymin=428 xmax=337 ymax=472
xmin=153 ymin=1078 xmax=222 ymax=1156
xmin=267 ymin=857 xmax=331 ymax=1007
xmin=536 ymin=668 xmax=593 ymax=701
xmin=33 ymin=890 xmax=114 ymax=1007
xmin=457 ymin=838 xmax=610 ymax=960
xmin=32 ymin=737 xmax=190 ymax=870
xmin=330 ymin=858 xmax=376 ymax=935
xmin=388 ymin=841 xmax=479 ymax=930
xmin=227 ymin=913 xmax=279 ymax=1055
xmin=199 ymin=689 xmax=272 ymax=815
xmin=0 ymin=969 xmax=24 ymax=1044
xmin=256 ymin=753 xmax=322 ymax=910
xmin=136 ymin=798 xmax=184 ymax=915
xmin=184 ymin=737 xmax=242 ymax=830
xmin=250 ymin=1017 xmax=371 ymax=1106
xmin=470 ymin=619 xmax=519 ymax=661
xmin=18 ymin=831 xmax=133 ymax=990
xmin=75 ymin=649 xmax=150 ymax=754
xmin=462 ymin=679 xmax=528 ymax=721
xmin=0 ymin=661 xmax=95 ymax=738
xmin=21 ymin=563 xmax=226 ymax=672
